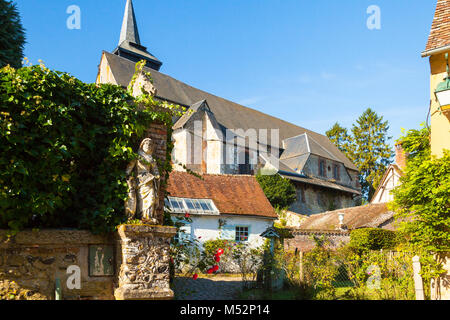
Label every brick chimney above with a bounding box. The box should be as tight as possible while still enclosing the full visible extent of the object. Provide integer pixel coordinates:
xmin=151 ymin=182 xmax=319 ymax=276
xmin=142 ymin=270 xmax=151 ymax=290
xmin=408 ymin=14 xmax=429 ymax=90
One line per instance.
xmin=395 ymin=142 xmax=408 ymax=170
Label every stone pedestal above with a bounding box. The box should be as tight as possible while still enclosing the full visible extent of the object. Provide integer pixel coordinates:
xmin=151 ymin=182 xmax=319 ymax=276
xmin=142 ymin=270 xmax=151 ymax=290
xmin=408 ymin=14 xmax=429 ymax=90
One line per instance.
xmin=114 ymin=225 xmax=176 ymax=300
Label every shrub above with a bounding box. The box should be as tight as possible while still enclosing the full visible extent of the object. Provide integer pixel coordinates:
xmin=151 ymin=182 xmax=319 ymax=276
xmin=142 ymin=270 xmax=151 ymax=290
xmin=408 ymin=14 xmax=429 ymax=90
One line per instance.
xmin=0 ymin=64 xmax=177 ymax=234
xmin=349 ymin=228 xmax=401 ymax=251
xmin=256 ymin=172 xmax=296 ymax=209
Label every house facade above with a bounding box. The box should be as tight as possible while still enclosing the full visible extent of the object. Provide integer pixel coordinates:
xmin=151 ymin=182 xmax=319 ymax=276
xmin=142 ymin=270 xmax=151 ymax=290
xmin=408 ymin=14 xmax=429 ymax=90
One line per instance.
xmin=96 ymin=0 xmax=361 ymax=217
xmin=422 ymin=0 xmax=450 ymax=158
xmin=371 ymin=143 xmax=406 ymax=204
xmin=165 ymin=171 xmax=277 ymax=248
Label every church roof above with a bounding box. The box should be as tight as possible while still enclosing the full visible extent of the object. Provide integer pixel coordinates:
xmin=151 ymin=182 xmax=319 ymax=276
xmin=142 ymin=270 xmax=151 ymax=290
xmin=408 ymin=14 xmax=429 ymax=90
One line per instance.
xmin=102 ymin=51 xmax=358 ymax=172
xmin=424 ymin=0 xmax=450 ymax=55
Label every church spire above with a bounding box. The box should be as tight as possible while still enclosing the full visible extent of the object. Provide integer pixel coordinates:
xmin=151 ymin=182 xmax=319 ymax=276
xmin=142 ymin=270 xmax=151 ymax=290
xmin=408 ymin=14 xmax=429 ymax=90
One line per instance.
xmin=119 ymin=0 xmax=141 ymax=46
xmin=113 ymin=0 xmax=163 ymax=71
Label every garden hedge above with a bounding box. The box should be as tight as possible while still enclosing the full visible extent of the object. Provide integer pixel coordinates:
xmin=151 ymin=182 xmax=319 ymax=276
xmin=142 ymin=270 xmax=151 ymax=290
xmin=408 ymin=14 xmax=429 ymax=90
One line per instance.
xmin=349 ymin=228 xmax=401 ymax=251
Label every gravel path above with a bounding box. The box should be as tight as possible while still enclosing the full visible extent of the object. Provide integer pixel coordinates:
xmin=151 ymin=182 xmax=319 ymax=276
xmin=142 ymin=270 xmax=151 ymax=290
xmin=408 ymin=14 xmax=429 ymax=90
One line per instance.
xmin=172 ymin=275 xmax=245 ymax=300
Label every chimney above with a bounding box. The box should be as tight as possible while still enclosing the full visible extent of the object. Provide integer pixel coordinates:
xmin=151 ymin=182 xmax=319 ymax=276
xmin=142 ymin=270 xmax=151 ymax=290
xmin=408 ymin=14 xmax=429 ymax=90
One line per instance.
xmin=395 ymin=142 xmax=408 ymax=170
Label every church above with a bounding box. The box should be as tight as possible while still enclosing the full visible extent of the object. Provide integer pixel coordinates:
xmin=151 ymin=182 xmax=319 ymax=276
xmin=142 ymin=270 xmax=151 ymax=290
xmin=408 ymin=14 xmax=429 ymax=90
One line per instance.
xmin=96 ymin=0 xmax=361 ymax=217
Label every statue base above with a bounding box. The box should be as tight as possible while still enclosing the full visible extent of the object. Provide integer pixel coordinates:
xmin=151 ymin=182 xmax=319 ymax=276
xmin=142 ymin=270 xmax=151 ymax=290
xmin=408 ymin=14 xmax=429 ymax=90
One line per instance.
xmin=114 ymin=224 xmax=177 ymax=300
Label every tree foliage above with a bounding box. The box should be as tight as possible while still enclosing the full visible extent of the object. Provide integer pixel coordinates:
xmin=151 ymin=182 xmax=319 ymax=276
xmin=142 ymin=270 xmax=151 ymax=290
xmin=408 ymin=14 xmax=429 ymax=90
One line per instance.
xmin=326 ymin=108 xmax=393 ymax=201
xmin=0 ymin=63 xmax=180 ymax=234
xmin=391 ymin=126 xmax=449 ymax=254
xmin=326 ymin=122 xmax=353 ymax=157
xmin=256 ymin=172 xmax=296 ymax=209
xmin=0 ymin=0 xmax=25 ymax=69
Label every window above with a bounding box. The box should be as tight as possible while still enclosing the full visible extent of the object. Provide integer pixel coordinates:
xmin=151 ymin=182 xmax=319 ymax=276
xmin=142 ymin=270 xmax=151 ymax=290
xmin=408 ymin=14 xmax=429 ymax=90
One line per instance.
xmin=319 ymin=159 xmax=326 ymax=177
xmin=235 ymin=226 xmax=249 ymax=242
xmin=333 ymin=164 xmax=340 ymax=180
xmin=165 ymin=197 xmax=219 ymax=215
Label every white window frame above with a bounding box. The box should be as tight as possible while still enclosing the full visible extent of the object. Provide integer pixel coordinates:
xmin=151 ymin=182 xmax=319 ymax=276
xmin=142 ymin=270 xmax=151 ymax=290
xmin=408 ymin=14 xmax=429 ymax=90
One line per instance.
xmin=165 ymin=197 xmax=219 ymax=215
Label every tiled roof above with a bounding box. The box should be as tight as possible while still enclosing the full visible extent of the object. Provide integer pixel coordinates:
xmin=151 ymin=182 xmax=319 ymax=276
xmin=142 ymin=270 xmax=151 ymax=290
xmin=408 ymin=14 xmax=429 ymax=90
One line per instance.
xmin=297 ymin=203 xmax=394 ymax=231
xmin=166 ymin=171 xmax=278 ymax=219
xmin=425 ymin=0 xmax=450 ymax=52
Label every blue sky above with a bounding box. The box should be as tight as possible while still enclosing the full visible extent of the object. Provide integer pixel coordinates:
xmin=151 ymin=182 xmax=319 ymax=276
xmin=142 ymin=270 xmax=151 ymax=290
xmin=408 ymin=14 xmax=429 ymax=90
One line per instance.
xmin=15 ymin=0 xmax=437 ymax=144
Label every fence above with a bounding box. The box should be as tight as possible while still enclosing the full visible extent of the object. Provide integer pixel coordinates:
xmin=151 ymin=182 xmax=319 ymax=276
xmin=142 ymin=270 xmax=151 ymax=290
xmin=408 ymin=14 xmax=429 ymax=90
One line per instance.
xmin=282 ymin=248 xmax=418 ymax=300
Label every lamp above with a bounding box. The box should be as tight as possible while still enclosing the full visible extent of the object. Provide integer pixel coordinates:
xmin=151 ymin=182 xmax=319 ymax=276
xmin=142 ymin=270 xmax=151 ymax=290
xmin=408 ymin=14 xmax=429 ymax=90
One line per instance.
xmin=435 ymin=53 xmax=450 ymax=112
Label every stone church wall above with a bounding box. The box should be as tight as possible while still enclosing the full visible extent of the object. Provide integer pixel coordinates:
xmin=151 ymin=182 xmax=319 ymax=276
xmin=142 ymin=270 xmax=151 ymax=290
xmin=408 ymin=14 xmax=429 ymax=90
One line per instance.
xmin=289 ymin=181 xmax=355 ymax=216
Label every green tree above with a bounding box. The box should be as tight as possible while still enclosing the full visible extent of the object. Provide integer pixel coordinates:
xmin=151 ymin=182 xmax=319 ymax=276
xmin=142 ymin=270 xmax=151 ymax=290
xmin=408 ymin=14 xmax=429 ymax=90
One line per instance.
xmin=0 ymin=0 xmax=25 ymax=68
xmin=326 ymin=122 xmax=354 ymax=158
xmin=327 ymin=108 xmax=393 ymax=201
xmin=352 ymin=108 xmax=393 ymax=200
xmin=256 ymin=172 xmax=296 ymax=209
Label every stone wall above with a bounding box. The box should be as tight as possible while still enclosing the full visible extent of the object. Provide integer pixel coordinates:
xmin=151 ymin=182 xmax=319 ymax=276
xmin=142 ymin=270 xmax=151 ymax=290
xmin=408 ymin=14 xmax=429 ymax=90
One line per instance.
xmin=0 ymin=225 xmax=177 ymax=300
xmin=0 ymin=230 xmax=115 ymax=300
xmin=114 ymin=225 xmax=176 ymax=300
xmin=146 ymin=121 xmax=168 ymax=225
xmin=289 ymin=181 xmax=356 ymax=216
xmin=283 ymin=229 xmax=350 ymax=253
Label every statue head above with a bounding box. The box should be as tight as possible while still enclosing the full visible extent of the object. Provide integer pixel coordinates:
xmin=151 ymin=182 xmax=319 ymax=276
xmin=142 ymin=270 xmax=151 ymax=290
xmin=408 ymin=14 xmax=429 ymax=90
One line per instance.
xmin=139 ymin=138 xmax=155 ymax=155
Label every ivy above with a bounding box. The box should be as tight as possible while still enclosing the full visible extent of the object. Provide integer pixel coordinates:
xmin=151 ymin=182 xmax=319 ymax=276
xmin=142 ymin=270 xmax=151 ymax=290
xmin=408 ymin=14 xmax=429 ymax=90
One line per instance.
xmin=0 ymin=62 xmax=183 ymax=234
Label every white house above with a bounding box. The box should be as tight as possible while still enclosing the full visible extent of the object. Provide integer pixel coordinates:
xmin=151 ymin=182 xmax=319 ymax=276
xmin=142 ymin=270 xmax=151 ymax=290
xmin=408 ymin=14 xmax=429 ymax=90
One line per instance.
xmin=371 ymin=143 xmax=406 ymax=204
xmin=165 ymin=171 xmax=278 ymax=248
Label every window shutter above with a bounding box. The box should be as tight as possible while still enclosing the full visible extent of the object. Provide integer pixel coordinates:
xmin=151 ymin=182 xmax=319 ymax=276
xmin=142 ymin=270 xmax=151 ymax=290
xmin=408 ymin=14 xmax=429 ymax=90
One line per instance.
xmin=220 ymin=225 xmax=235 ymax=240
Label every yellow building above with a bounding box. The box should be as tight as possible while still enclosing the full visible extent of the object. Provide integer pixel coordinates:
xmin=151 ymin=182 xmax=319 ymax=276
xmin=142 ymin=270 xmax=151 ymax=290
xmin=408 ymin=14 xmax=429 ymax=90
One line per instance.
xmin=422 ymin=0 xmax=450 ymax=158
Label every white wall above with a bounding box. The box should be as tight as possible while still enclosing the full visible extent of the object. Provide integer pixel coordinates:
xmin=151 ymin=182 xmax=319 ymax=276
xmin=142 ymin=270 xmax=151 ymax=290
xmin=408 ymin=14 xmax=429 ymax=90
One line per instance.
xmin=371 ymin=166 xmax=402 ymax=204
xmin=176 ymin=214 xmax=274 ymax=249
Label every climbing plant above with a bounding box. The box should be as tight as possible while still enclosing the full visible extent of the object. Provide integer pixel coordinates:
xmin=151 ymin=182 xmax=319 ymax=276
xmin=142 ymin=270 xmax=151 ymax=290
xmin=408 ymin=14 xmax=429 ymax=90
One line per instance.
xmin=390 ymin=126 xmax=450 ymax=286
xmin=0 ymin=61 xmax=184 ymax=234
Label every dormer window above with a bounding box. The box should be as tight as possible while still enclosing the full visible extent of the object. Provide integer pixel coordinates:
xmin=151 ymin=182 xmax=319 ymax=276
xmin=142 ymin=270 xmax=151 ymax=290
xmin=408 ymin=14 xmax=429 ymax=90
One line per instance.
xmin=333 ymin=164 xmax=340 ymax=181
xmin=319 ymin=159 xmax=326 ymax=177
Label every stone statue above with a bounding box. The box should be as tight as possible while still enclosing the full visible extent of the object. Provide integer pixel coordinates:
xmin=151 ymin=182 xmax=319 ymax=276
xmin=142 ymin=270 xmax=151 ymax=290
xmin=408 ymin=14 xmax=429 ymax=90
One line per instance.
xmin=125 ymin=138 xmax=161 ymax=224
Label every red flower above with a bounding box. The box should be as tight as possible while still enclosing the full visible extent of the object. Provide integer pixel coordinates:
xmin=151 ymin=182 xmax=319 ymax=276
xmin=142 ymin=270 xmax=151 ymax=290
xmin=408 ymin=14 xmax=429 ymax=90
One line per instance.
xmin=207 ymin=268 xmax=214 ymax=274
xmin=184 ymin=213 xmax=190 ymax=218
xmin=214 ymin=255 xmax=221 ymax=262
xmin=198 ymin=236 xmax=202 ymax=239
xmin=217 ymin=248 xmax=224 ymax=256
xmin=193 ymin=274 xmax=198 ymax=280
xmin=213 ymin=265 xmax=219 ymax=272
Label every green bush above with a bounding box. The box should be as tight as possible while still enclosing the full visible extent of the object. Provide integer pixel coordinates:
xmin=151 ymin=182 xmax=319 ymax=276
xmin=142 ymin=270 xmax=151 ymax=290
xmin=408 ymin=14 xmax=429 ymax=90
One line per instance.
xmin=0 ymin=64 xmax=174 ymax=234
xmin=203 ymin=239 xmax=234 ymax=258
xmin=256 ymin=172 xmax=296 ymax=209
xmin=349 ymin=228 xmax=400 ymax=251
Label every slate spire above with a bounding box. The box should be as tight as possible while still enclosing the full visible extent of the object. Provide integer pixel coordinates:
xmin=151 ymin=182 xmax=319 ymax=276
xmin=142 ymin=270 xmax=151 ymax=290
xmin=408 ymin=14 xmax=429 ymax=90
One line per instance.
xmin=119 ymin=0 xmax=141 ymax=46
xmin=113 ymin=0 xmax=163 ymax=71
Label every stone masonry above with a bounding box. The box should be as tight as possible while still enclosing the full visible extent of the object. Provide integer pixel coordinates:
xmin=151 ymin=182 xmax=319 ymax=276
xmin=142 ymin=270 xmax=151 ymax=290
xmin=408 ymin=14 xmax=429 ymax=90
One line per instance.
xmin=114 ymin=224 xmax=176 ymax=300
